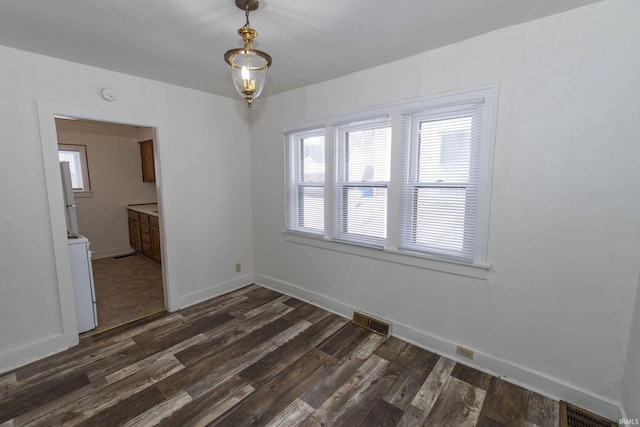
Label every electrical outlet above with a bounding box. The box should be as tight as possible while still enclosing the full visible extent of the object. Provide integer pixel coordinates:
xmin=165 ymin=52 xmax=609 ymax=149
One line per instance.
xmin=235 ymin=263 xmax=241 ymax=273
xmin=456 ymin=345 xmax=474 ymax=360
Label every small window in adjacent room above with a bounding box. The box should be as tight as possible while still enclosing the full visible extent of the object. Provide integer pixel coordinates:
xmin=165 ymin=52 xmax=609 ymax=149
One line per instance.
xmin=58 ymin=144 xmax=91 ymax=193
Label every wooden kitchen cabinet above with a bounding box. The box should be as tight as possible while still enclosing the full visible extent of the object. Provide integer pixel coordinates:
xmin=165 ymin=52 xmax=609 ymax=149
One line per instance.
xmin=128 ymin=209 xmax=161 ymax=264
xmin=139 ymin=139 xmax=155 ymax=182
xmin=139 ymin=213 xmax=152 ymax=259
xmin=128 ymin=210 xmax=142 ymax=252
xmin=150 ymin=216 xmax=162 ymax=264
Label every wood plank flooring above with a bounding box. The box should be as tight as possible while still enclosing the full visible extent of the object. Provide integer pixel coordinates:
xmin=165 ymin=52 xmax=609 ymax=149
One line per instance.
xmin=0 ymin=284 xmax=559 ymax=426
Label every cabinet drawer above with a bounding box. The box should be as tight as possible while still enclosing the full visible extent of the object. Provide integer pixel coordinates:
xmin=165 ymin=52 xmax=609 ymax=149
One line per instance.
xmin=140 ymin=223 xmax=150 ymax=234
xmin=139 ymin=213 xmax=150 ymax=224
xmin=127 ymin=210 xmax=139 ymax=220
xmin=150 ymin=216 xmax=159 ymax=227
xmin=141 ymin=232 xmax=151 ymax=243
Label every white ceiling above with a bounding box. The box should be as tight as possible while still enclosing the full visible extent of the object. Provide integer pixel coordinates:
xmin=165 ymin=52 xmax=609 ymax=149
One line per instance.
xmin=0 ymin=0 xmax=601 ymax=100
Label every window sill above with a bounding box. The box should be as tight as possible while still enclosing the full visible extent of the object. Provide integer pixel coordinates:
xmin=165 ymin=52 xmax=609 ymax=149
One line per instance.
xmin=282 ymin=232 xmax=490 ymax=279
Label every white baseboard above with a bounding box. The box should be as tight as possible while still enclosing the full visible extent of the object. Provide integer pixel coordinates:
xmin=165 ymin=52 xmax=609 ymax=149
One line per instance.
xmin=0 ymin=334 xmax=69 ymax=375
xmin=177 ymin=274 xmax=254 ymax=310
xmin=254 ymin=273 xmax=624 ymax=421
xmin=91 ymin=248 xmax=135 ymax=260
xmin=0 ymin=275 xmax=254 ymax=376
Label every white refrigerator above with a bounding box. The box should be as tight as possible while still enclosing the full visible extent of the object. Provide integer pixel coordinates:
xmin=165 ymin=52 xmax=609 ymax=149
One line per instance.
xmin=60 ymin=161 xmax=79 ymax=236
xmin=61 ymin=161 xmax=98 ymax=333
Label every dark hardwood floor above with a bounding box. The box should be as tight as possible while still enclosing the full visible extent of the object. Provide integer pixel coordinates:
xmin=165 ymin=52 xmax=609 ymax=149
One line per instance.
xmin=0 ymin=284 xmax=559 ymax=426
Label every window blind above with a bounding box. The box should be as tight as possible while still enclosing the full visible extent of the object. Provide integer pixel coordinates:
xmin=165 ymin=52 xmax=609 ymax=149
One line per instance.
xmin=334 ymin=118 xmax=392 ymax=247
xmin=283 ymin=87 xmax=495 ymax=266
xmin=399 ymin=102 xmax=483 ymax=261
xmin=285 ymin=129 xmax=325 ymax=234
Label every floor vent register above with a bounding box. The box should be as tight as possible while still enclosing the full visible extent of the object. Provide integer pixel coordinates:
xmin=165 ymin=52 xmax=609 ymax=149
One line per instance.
xmin=560 ymin=401 xmax=617 ymax=427
xmin=352 ymin=311 xmax=390 ymax=336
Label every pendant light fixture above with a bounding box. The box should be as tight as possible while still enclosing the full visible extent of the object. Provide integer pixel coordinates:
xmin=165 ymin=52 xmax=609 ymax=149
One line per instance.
xmin=224 ymin=0 xmax=272 ymax=108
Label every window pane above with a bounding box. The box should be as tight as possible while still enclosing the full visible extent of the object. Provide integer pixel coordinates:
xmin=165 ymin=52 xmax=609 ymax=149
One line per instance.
xmin=301 ymin=136 xmax=324 ymax=182
xmin=299 ymin=186 xmax=324 ymax=230
xmin=335 ymin=121 xmax=391 ymax=246
xmin=286 ymin=129 xmax=325 ymax=235
xmin=400 ymin=99 xmax=487 ymax=262
xmin=346 ymin=127 xmax=391 ymax=182
xmin=414 ymin=187 xmax=467 ymax=252
xmin=343 ymin=186 xmax=387 ymax=239
xmin=58 ymin=150 xmax=84 ymax=190
xmin=418 ymin=117 xmax=472 ymax=183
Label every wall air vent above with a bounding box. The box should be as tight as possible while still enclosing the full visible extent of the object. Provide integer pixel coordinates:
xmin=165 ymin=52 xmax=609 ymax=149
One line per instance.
xmin=559 ymin=401 xmax=617 ymax=427
xmin=352 ymin=311 xmax=390 ymax=336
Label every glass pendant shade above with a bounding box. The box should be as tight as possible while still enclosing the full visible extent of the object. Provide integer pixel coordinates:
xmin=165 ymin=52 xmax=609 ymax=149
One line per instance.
xmin=226 ymin=49 xmax=269 ymax=106
xmin=224 ymin=1 xmax=272 ymax=108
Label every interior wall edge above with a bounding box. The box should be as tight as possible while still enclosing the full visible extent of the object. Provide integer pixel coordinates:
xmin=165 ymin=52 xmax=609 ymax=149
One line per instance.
xmin=619 ymin=406 xmax=629 ymax=421
xmin=621 ymin=273 xmax=640 ymax=419
xmin=254 ymin=273 xmax=624 ymax=421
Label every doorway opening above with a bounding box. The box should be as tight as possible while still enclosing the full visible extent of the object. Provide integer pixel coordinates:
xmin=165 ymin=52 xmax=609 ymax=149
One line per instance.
xmin=55 ymin=118 xmax=165 ymax=333
xmin=37 ymin=99 xmax=175 ymax=347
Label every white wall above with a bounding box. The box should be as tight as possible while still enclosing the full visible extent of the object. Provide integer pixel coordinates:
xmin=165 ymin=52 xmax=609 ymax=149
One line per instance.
xmin=55 ymin=119 xmax=158 ymax=258
xmin=1 ymin=0 xmax=638 ymax=419
xmin=0 ymin=45 xmax=254 ymax=372
xmin=623 ymin=276 xmax=640 ymax=418
xmin=251 ymin=0 xmax=640 ymax=419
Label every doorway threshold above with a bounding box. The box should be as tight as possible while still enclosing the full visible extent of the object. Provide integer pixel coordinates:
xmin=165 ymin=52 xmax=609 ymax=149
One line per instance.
xmin=80 ymin=310 xmax=168 ymax=341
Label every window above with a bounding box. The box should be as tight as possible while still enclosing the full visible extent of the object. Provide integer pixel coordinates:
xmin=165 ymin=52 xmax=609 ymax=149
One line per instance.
xmin=334 ymin=118 xmax=391 ymax=247
xmin=285 ymin=129 xmax=325 ymax=234
xmin=58 ymin=144 xmax=91 ymax=193
xmin=284 ymin=86 xmax=495 ymax=268
xmin=399 ymin=102 xmax=485 ymax=262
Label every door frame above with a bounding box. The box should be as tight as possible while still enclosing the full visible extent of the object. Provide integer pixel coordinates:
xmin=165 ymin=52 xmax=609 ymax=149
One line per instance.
xmin=37 ymin=100 xmax=175 ymax=348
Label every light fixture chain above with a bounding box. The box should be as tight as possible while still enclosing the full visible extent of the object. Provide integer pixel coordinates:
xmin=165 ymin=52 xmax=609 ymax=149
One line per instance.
xmin=244 ymin=4 xmax=250 ymax=28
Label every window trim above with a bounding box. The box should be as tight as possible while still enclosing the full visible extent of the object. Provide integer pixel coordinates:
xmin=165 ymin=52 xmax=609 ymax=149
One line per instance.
xmin=399 ymin=102 xmax=486 ymax=263
xmin=284 ymin=128 xmax=326 ymax=235
xmin=283 ymin=85 xmax=498 ymax=275
xmin=333 ymin=117 xmax=392 ymax=248
xmin=282 ymin=231 xmax=489 ymax=279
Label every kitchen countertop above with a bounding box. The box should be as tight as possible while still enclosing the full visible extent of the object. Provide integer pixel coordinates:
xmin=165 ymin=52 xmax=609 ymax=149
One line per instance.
xmin=127 ymin=203 xmax=159 ymax=217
